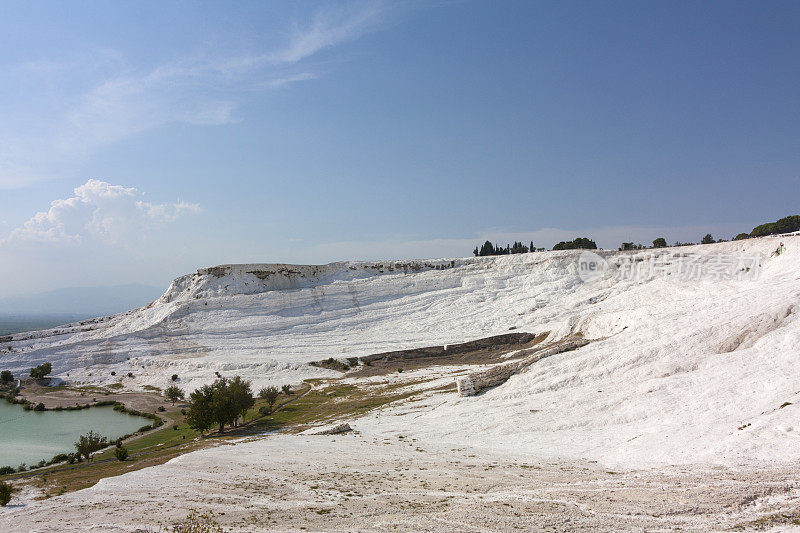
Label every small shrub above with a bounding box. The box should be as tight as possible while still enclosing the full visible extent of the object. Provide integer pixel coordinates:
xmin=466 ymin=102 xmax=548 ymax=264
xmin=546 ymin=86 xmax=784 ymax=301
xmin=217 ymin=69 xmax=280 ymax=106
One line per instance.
xmin=49 ymin=453 xmax=69 ymax=465
xmin=29 ymin=362 xmax=52 ymax=380
xmin=0 ymin=466 xmax=14 ymax=475
xmin=281 ymin=384 xmax=292 ymax=395
xmin=75 ymin=430 xmax=108 ymax=461
xmin=114 ymin=447 xmax=129 ymax=461
xmin=35 ymin=459 xmax=46 ymax=469
xmin=397 ymin=368 xmax=403 ymax=373
xmin=165 ymin=385 xmax=185 ymax=405
xmin=0 ymin=370 xmax=13 ymax=383
xmin=16 ymin=463 xmax=27 ymax=472
xmin=138 ymin=424 xmax=152 ymax=433
xmin=158 ymin=406 xmax=166 ymax=412
xmin=171 ymin=509 xmax=224 ymax=532
xmin=181 ymin=408 xmax=187 ymax=416
xmin=127 ymin=372 xmax=134 ymax=378
xmin=172 ymin=374 xmax=179 ymax=382
xmin=33 ymin=402 xmax=45 ymax=412
xmin=0 ymin=480 xmax=18 ymax=506
xmin=259 ymin=386 xmax=280 ymax=412
xmin=111 ymin=371 xmax=116 ymax=376
xmin=173 ymin=424 xmax=179 ymax=430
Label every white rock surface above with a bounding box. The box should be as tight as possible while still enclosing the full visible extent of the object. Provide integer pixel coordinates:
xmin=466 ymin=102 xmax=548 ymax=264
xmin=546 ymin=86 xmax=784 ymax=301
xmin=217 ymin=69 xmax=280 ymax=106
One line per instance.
xmin=0 ymin=235 xmax=798 ymax=469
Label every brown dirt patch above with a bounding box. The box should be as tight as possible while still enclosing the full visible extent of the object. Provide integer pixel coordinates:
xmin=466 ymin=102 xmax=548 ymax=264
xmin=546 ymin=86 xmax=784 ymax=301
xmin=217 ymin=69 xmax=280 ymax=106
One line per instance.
xmin=314 ymin=331 xmax=549 ymax=377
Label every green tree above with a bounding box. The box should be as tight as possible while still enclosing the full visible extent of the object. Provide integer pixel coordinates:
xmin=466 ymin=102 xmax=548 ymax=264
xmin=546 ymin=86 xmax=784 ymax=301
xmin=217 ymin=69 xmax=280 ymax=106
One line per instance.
xmin=553 ymin=237 xmax=597 ymax=250
xmin=509 ymin=241 xmax=529 ymax=254
xmin=165 ymin=385 xmax=185 ymax=406
xmin=259 ymin=386 xmax=280 ymax=413
xmin=701 ymin=234 xmax=715 ymax=244
xmin=0 ymin=370 xmax=12 ymax=384
xmin=652 ymin=237 xmax=667 ymax=248
xmin=477 ymin=240 xmax=495 ymax=256
xmin=114 ymin=446 xmax=129 ymax=461
xmin=0 ymin=480 xmax=18 ymax=506
xmin=29 ymin=363 xmax=52 ymax=380
xmin=186 ymin=384 xmax=215 ymax=435
xmin=227 ymin=376 xmax=255 ymax=427
xmin=75 ymin=430 xmax=107 ymax=461
xmin=750 ymin=215 xmax=800 ymax=237
xmin=733 ymin=233 xmax=750 ymax=240
xmin=186 ymin=377 xmax=255 ymax=434
xmin=209 ymin=378 xmax=237 ymax=433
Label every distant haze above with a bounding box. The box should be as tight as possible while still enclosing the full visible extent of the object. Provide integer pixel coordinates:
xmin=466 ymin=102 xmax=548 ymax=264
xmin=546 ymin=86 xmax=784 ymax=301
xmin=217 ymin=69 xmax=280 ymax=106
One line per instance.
xmin=0 ymin=284 xmax=163 ymax=318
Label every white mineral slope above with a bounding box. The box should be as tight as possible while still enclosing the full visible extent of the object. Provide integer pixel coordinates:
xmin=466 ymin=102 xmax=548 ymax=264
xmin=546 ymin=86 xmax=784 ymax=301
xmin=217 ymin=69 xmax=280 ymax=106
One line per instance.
xmin=1 ymin=251 xmax=617 ymax=391
xmin=0 ymin=235 xmax=798 ymax=469
xmin=358 ymin=236 xmax=800 ymax=468
xmin=4 ymin=434 xmax=800 ymax=532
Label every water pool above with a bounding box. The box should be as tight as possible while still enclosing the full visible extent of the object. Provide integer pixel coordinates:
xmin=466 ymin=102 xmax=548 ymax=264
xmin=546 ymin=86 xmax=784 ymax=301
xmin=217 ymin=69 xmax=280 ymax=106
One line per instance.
xmin=0 ymin=401 xmax=150 ymax=468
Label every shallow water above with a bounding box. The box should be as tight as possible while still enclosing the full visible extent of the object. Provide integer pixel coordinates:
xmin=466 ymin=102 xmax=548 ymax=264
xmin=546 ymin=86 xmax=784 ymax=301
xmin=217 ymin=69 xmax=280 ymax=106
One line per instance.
xmin=0 ymin=402 xmax=150 ymax=467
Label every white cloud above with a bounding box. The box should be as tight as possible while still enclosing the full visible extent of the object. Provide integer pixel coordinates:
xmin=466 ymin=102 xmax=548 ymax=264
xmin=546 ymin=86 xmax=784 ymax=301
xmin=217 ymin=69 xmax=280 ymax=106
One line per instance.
xmin=263 ymin=72 xmax=319 ymax=88
xmin=269 ymin=2 xmax=384 ymax=64
xmin=3 ymin=179 xmax=201 ymax=245
xmin=137 ymin=200 xmax=202 ymax=223
xmin=0 ymin=1 xmax=388 ymax=190
xmin=56 ymin=67 xmax=239 ymax=165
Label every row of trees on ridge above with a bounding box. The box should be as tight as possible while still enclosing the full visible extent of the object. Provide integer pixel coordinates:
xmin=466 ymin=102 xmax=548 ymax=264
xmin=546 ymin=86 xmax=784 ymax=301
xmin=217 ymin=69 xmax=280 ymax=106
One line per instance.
xmin=473 ymin=241 xmax=544 ymax=256
xmin=471 ymin=214 xmax=798 ymax=255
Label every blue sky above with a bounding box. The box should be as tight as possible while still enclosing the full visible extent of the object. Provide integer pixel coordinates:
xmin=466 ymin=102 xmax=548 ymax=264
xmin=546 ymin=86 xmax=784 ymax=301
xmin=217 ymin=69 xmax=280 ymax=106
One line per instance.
xmin=1 ymin=0 xmax=798 ymax=295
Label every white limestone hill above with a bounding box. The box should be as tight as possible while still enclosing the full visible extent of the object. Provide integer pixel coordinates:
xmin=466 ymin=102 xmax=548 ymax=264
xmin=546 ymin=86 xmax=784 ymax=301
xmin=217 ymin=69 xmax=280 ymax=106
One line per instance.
xmin=1 ymin=234 xmax=799 ymax=466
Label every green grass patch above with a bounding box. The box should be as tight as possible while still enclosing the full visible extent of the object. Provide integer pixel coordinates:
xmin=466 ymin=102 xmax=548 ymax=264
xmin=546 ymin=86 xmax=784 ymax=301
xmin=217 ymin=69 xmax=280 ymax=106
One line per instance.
xmin=240 ymin=381 xmax=419 ymax=434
